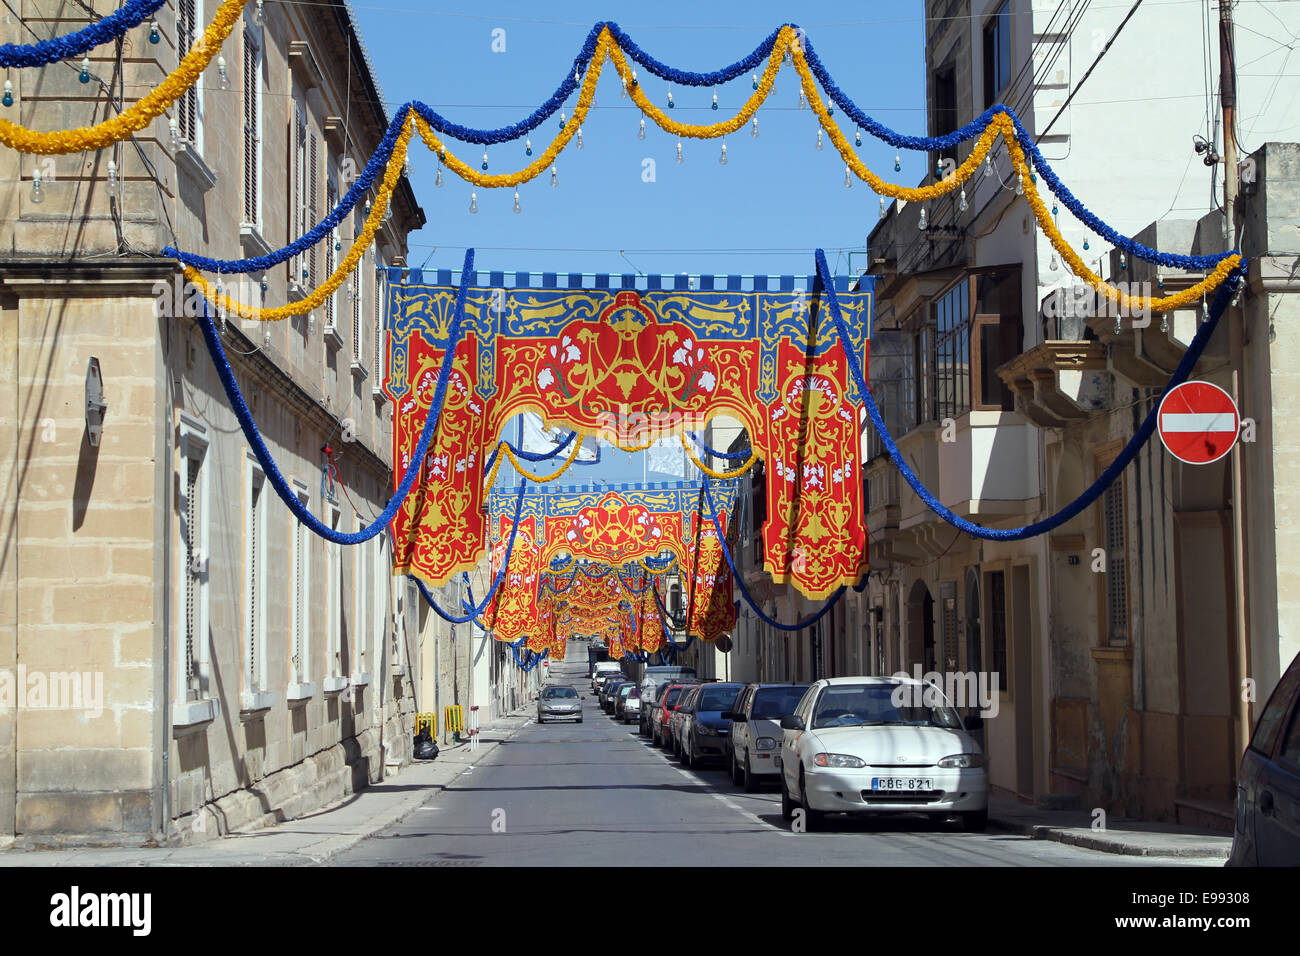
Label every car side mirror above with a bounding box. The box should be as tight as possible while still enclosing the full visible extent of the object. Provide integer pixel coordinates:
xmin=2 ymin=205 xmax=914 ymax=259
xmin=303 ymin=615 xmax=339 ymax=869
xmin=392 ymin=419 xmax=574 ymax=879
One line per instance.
xmin=780 ymin=715 xmax=805 ymax=731
xmin=964 ymin=709 xmax=984 ymax=732
xmin=726 ymin=712 xmax=746 ymax=722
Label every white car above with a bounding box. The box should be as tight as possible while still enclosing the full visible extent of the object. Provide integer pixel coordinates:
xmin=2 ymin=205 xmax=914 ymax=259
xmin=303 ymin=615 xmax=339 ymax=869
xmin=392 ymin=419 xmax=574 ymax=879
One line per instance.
xmin=777 ymin=676 xmax=988 ymax=831
xmin=726 ymin=682 xmax=809 ymax=791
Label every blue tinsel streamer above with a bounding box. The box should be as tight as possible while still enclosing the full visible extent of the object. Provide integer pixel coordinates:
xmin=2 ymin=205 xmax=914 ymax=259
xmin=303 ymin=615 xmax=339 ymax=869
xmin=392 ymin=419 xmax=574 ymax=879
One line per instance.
xmin=687 ymin=431 xmax=751 ymax=462
xmin=194 ymin=248 xmax=475 ymax=543
xmin=414 ymin=481 xmax=527 ymax=625
xmin=604 ymin=21 xmax=781 ymax=86
xmin=701 ymin=477 xmax=847 ymax=632
xmin=814 ymin=247 xmax=1246 ymax=540
xmin=0 ymin=0 xmax=167 ymax=68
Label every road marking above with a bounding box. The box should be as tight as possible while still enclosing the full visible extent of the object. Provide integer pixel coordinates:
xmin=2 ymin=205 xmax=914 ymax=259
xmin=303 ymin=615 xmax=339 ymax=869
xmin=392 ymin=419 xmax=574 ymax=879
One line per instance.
xmin=668 ymin=762 xmax=793 ymax=837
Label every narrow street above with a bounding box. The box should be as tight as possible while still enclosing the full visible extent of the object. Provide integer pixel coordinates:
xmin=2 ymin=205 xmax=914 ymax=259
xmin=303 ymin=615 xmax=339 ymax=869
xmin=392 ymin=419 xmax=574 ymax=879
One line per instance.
xmin=339 ymin=654 xmax=1211 ymax=867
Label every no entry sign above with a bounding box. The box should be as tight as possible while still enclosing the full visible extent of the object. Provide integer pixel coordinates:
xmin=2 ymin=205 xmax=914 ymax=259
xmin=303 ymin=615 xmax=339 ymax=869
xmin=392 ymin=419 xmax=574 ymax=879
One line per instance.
xmin=1158 ymin=381 xmax=1240 ymax=465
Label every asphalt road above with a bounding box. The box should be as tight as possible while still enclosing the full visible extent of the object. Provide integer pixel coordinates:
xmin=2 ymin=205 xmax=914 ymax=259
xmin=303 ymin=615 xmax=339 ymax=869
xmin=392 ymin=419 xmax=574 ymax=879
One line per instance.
xmin=338 ymin=654 xmax=1209 ymax=867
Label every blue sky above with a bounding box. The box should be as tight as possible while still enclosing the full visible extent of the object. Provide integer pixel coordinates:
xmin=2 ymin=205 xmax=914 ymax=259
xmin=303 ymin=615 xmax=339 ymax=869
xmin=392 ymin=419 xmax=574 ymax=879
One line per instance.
xmin=352 ymin=2 xmax=927 ymax=482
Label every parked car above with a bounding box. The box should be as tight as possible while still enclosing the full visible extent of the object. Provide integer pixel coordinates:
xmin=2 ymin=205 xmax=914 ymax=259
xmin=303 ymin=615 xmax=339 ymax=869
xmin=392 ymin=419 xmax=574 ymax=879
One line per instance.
xmin=593 ymin=671 xmax=624 ymax=699
xmin=726 ymin=683 xmax=809 ymax=790
xmin=603 ymin=680 xmax=635 ymax=714
xmin=537 ymin=684 xmax=583 ymax=724
xmin=669 ymin=685 xmax=703 ymax=757
xmin=778 ymin=676 xmax=988 ymax=832
xmin=591 ymin=661 xmax=622 ymax=690
xmin=678 ymin=682 xmax=744 ymax=770
xmin=638 ymin=666 xmax=697 ymax=713
xmin=1229 ymin=650 xmax=1300 ymax=865
xmin=651 ymin=683 xmax=696 ymax=748
xmin=619 ymin=686 xmax=642 ymax=724
xmin=606 ymin=680 xmax=633 ymax=714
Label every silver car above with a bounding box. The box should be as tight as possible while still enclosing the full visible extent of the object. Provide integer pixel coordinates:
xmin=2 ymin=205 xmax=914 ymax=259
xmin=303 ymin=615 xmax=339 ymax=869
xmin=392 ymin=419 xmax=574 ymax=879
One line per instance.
xmin=537 ymin=684 xmax=583 ymax=724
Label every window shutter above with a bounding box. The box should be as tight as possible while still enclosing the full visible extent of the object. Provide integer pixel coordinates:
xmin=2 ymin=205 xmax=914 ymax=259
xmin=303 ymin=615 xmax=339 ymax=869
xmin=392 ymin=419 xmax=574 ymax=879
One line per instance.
xmin=1103 ymin=482 xmax=1128 ymax=644
xmin=178 ymin=0 xmax=197 ymax=142
xmin=248 ymin=482 xmax=259 ymax=691
xmin=373 ymin=266 xmax=384 ymax=380
xmin=242 ymin=36 xmax=258 ymax=224
xmin=308 ymin=131 xmax=319 ymax=286
xmin=352 ymin=265 xmax=362 ymax=361
xmin=325 ymin=182 xmax=337 ymax=328
xmin=185 ymin=457 xmax=200 ymax=698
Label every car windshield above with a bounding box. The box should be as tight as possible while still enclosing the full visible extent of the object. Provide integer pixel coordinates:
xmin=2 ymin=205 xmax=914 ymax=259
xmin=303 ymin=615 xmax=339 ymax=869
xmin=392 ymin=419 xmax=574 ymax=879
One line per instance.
xmin=811 ymin=684 xmax=962 ymax=730
xmin=618 ymin=685 xmax=633 ymax=697
xmin=752 ymin=686 xmax=809 ymax=720
xmin=663 ymin=688 xmax=682 ymax=707
xmin=543 ymin=687 xmax=577 ymax=699
xmin=697 ymin=686 xmax=741 ymax=711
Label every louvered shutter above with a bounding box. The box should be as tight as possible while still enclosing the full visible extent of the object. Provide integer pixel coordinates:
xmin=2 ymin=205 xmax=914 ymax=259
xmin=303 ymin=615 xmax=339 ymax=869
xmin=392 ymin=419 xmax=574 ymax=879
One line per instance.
xmin=242 ymin=35 xmax=258 ymax=224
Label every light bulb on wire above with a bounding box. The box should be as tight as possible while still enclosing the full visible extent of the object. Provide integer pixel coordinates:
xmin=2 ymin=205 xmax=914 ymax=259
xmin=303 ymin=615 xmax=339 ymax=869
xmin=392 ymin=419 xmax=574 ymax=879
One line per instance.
xmin=30 ymin=168 xmax=42 ymax=203
xmin=638 ymin=118 xmax=645 ymax=141
xmin=469 ymin=191 xmax=478 ymax=214
xmin=751 ymin=116 xmax=759 ymax=138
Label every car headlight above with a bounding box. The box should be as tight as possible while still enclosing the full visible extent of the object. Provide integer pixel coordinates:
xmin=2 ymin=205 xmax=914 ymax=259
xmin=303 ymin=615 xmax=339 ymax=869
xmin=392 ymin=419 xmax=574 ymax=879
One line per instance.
xmin=813 ymin=753 xmax=866 ymax=768
xmin=755 ymin=736 xmax=777 ymax=751
xmin=937 ymin=753 xmax=986 ymax=769
xmin=697 ymin=724 xmax=718 ymax=736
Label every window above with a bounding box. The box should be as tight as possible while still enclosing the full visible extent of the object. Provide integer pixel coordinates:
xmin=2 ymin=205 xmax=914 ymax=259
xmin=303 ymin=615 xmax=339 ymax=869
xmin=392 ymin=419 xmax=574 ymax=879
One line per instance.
xmin=241 ymin=24 xmax=262 ymax=227
xmin=972 ymin=268 xmax=1021 ymax=410
xmin=291 ymin=100 xmax=307 ymax=286
xmin=986 ymin=569 xmax=1007 ymax=683
xmin=1250 ymin=657 xmax=1300 ymax=756
xmin=355 ymin=527 xmax=371 ymax=680
xmin=373 ymin=262 xmax=386 ymax=381
xmin=177 ymin=416 xmax=211 ymax=713
xmin=326 ymin=505 xmax=342 ymax=681
xmin=1278 ymin=704 xmax=1300 ymax=772
xmin=983 ymin=0 xmax=1012 ymax=109
xmin=352 ymin=259 xmax=364 ymax=365
xmin=324 ymin=175 xmax=339 ymax=330
xmin=290 ymin=481 xmax=312 ymax=691
xmin=177 ymin=0 xmax=203 ymax=150
xmin=933 ymin=280 xmax=971 ymax=421
xmin=931 ymin=64 xmax=957 ymax=172
xmin=1102 ymin=479 xmax=1128 ymax=645
xmin=244 ymin=455 xmax=268 ymax=698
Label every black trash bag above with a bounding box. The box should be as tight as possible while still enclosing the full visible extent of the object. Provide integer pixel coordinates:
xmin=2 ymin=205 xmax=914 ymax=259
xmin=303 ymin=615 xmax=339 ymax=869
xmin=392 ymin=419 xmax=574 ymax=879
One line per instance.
xmin=413 ymin=728 xmax=439 ymax=761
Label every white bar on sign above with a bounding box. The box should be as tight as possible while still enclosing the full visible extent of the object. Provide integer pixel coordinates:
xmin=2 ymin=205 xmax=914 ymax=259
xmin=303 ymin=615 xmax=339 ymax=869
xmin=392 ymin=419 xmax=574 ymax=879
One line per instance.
xmin=1162 ymin=412 xmax=1236 ymax=433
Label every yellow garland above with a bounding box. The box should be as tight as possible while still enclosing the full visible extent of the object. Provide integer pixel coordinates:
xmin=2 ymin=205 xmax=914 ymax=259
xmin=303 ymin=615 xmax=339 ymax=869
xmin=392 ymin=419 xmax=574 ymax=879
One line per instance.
xmin=997 ymin=114 xmax=1242 ymax=313
xmin=791 ymin=47 xmax=1000 ymax=201
xmin=185 ymin=116 xmax=415 ymax=320
xmin=0 ymin=0 xmax=249 ymax=154
xmin=609 ymin=26 xmax=792 ymax=139
xmin=484 ymin=431 xmax=585 ymax=490
xmin=680 ymin=432 xmax=758 ymax=479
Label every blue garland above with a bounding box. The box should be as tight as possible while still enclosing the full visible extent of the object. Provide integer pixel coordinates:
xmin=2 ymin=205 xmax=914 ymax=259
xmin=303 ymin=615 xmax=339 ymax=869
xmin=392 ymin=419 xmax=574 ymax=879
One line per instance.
xmin=701 ymin=477 xmax=847 ymax=632
xmin=193 ymin=248 xmax=474 ymax=544
xmin=411 ymin=26 xmax=602 ymax=146
xmin=0 ymin=0 xmax=167 ymax=68
xmin=686 ymin=431 xmax=752 ymax=462
xmin=604 ymin=22 xmax=782 ymax=86
xmin=417 ymin=480 xmax=527 ymax=625
xmin=168 ymin=25 xmax=1237 ymax=279
xmin=814 ymin=247 xmax=1246 ymax=540
xmin=616 ymin=568 xmax=654 ymax=594
xmin=483 ymin=429 xmax=578 ymax=477
xmin=164 ymin=103 xmax=412 ymax=274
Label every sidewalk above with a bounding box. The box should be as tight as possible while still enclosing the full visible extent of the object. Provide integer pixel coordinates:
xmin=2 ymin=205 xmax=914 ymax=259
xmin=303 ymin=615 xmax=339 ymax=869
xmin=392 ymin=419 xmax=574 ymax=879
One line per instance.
xmin=988 ymin=794 xmax=1232 ymax=859
xmin=0 ymin=708 xmax=536 ymax=867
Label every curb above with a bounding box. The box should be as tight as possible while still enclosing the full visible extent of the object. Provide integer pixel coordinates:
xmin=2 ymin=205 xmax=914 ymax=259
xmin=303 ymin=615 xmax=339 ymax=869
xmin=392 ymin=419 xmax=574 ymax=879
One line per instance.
xmin=989 ymin=816 xmax=1231 ymax=859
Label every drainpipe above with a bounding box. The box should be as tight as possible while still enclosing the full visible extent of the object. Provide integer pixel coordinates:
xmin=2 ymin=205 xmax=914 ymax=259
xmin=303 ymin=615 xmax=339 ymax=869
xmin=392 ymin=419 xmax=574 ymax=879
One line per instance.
xmin=1219 ymin=0 xmax=1252 ymax=758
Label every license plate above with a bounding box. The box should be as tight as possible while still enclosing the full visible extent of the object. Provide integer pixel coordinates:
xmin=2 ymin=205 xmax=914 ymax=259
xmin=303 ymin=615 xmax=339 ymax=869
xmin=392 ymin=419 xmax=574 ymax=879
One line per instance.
xmin=869 ymin=777 xmax=933 ymax=791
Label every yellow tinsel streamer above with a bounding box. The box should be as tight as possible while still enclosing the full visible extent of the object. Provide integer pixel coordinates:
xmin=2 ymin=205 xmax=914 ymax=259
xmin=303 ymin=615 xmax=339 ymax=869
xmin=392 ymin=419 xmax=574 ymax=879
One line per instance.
xmin=0 ymin=0 xmax=250 ymax=154
xmin=484 ymin=432 xmax=584 ymax=491
xmin=185 ymin=116 xmax=415 ymax=320
xmin=680 ymin=432 xmax=758 ymax=479
xmin=996 ymin=114 xmax=1242 ymax=313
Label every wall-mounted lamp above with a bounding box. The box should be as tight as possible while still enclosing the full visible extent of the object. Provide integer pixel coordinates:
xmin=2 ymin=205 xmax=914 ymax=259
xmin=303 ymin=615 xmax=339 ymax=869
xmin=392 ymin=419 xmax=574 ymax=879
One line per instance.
xmin=85 ymin=357 xmax=107 ymax=446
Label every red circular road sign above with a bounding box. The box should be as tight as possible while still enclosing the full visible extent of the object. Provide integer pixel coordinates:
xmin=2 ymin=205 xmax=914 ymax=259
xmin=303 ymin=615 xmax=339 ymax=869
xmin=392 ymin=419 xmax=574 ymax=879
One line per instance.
xmin=1158 ymin=381 xmax=1240 ymax=465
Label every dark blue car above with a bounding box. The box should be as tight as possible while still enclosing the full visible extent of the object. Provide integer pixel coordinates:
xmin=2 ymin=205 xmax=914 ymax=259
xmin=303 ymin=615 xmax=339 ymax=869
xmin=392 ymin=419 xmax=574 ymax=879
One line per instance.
xmin=1229 ymin=651 xmax=1300 ymax=865
xmin=679 ymin=682 xmax=744 ymax=770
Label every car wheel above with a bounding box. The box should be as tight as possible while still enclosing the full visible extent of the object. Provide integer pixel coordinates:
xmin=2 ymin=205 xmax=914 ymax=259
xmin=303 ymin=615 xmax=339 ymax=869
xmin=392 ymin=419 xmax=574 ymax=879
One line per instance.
xmin=800 ymin=770 xmax=825 ymax=831
xmin=537 ymin=715 xmax=544 ymax=724
xmin=730 ymin=751 xmax=742 ymax=785
xmin=577 ymin=717 xmax=583 ymax=724
xmin=742 ymin=752 xmax=757 ymax=793
xmin=780 ymin=774 xmax=795 ymax=822
xmin=962 ymin=809 xmax=988 ymax=833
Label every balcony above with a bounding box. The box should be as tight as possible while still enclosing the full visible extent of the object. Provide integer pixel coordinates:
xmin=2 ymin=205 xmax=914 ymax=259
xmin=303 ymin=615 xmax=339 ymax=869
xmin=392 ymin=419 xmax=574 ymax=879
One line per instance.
xmin=996 ymin=340 xmax=1108 ymax=425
